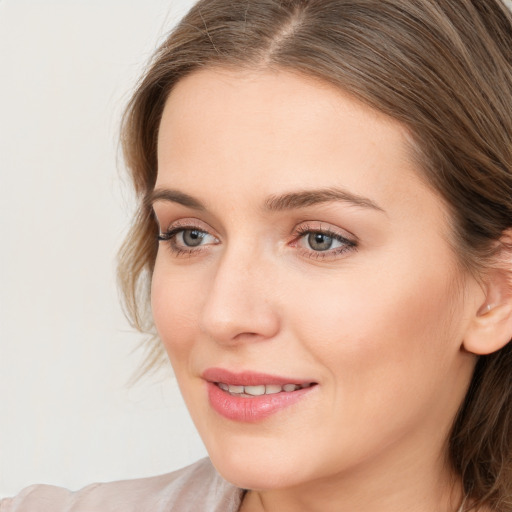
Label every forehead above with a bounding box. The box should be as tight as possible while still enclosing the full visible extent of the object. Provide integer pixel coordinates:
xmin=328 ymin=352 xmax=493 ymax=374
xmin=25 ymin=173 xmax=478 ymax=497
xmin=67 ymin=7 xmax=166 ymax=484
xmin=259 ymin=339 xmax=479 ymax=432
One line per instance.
xmin=156 ymin=67 xmax=446 ymax=227
xmin=157 ymin=67 xmax=407 ymax=168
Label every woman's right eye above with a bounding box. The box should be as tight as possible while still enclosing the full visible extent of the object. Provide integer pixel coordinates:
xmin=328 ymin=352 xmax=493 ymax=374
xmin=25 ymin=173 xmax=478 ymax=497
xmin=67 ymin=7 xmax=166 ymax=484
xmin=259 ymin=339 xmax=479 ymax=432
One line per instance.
xmin=158 ymin=227 xmax=219 ymax=255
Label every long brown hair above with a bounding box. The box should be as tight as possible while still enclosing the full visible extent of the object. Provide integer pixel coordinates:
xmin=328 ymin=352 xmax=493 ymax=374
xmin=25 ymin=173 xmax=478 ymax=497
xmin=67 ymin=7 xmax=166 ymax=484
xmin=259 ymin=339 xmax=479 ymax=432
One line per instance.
xmin=119 ymin=1 xmax=512 ymax=508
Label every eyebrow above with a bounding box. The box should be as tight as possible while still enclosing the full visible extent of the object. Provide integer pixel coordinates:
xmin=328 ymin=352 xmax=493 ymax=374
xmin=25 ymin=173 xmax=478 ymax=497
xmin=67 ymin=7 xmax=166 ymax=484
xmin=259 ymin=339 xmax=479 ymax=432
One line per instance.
xmin=263 ymin=187 xmax=385 ymax=213
xmin=149 ymin=186 xmax=384 ymax=213
xmin=148 ymin=188 xmax=205 ymax=210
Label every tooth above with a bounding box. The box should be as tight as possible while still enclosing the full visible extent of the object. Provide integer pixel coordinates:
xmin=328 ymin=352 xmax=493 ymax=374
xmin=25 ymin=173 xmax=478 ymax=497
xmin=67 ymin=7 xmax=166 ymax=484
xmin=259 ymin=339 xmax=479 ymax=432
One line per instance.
xmin=283 ymin=384 xmax=299 ymax=392
xmin=228 ymin=385 xmax=244 ymax=394
xmin=244 ymin=385 xmax=266 ymax=396
xmin=218 ymin=383 xmax=229 ymax=391
xmin=265 ymin=384 xmax=282 ymax=394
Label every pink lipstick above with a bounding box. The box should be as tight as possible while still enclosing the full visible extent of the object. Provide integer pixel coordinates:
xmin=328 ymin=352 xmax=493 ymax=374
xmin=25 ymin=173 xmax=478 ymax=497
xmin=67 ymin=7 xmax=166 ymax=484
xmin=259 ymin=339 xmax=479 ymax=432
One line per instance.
xmin=202 ymin=368 xmax=317 ymax=422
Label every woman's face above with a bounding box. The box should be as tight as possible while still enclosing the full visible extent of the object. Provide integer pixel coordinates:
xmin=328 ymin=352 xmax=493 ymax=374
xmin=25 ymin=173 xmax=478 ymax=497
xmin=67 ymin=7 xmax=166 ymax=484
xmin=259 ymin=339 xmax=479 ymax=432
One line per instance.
xmin=151 ymin=68 xmax=480 ymax=490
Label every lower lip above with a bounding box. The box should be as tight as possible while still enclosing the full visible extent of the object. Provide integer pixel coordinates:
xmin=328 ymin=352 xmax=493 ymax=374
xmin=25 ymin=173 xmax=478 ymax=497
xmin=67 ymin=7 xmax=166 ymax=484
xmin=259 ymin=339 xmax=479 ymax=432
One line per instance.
xmin=206 ymin=382 xmax=316 ymax=422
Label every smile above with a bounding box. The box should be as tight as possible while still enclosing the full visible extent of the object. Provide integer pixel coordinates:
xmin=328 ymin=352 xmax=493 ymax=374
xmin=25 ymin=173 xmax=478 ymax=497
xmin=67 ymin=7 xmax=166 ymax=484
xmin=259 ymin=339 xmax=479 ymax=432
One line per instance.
xmin=202 ymin=369 xmax=318 ymax=422
xmin=216 ymin=382 xmax=314 ymax=397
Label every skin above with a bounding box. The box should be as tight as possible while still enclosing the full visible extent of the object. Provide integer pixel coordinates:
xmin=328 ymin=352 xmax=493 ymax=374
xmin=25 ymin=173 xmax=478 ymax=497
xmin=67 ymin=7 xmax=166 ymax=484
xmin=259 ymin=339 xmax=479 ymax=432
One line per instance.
xmin=151 ymin=68 xmax=486 ymax=512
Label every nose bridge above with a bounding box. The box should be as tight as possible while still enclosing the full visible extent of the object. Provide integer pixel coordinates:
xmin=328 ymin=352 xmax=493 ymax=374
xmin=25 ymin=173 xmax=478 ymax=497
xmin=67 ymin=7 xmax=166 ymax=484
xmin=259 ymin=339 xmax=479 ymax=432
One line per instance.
xmin=199 ymin=240 xmax=280 ymax=344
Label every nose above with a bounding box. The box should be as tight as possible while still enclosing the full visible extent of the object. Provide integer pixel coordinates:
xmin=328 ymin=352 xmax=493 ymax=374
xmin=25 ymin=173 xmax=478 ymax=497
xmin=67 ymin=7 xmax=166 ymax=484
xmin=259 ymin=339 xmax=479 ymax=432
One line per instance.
xmin=199 ymin=244 xmax=281 ymax=345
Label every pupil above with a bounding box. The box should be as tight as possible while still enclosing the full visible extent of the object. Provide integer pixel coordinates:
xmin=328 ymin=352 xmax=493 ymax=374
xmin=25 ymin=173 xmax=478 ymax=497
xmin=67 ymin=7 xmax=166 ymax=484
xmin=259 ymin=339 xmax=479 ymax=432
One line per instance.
xmin=308 ymin=232 xmax=333 ymax=251
xmin=183 ymin=229 xmax=204 ymax=247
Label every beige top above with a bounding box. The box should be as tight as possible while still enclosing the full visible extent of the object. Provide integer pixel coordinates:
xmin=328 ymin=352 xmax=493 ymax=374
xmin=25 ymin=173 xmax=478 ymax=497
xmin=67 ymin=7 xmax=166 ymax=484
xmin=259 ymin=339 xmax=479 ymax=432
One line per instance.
xmin=0 ymin=458 xmax=243 ymax=512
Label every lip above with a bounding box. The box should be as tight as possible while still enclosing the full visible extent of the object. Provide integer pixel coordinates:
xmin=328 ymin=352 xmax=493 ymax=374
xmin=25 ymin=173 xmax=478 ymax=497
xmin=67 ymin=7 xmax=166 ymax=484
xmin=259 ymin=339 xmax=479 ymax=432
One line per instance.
xmin=202 ymin=367 xmax=314 ymax=386
xmin=202 ymin=367 xmax=317 ymax=422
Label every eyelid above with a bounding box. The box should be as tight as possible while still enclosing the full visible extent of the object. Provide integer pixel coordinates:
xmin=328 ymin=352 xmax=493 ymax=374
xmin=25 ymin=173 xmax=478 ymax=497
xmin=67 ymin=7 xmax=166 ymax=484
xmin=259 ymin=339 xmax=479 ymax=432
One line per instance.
xmin=293 ymin=221 xmax=357 ymax=243
xmin=157 ymin=217 xmax=217 ymax=236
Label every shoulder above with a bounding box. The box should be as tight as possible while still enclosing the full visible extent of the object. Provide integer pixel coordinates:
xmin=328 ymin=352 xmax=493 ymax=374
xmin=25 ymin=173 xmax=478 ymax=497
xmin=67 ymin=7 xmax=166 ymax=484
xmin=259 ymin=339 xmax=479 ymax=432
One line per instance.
xmin=0 ymin=458 xmax=243 ymax=512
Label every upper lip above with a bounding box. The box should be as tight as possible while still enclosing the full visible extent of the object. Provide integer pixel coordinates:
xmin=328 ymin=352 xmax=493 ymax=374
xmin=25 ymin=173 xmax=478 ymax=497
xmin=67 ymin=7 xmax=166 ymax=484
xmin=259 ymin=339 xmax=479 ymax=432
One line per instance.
xmin=202 ymin=367 xmax=316 ymax=386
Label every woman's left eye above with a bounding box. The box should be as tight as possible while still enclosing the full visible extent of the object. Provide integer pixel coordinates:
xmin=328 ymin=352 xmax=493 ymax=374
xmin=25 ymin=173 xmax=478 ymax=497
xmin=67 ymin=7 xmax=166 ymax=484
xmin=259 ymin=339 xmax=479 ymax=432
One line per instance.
xmin=304 ymin=232 xmax=341 ymax=251
xmin=294 ymin=227 xmax=357 ymax=258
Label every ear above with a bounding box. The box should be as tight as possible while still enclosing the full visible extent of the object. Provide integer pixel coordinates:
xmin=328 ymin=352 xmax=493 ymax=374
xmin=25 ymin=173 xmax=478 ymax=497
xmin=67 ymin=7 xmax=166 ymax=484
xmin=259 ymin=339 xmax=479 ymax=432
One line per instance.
xmin=463 ymin=232 xmax=512 ymax=355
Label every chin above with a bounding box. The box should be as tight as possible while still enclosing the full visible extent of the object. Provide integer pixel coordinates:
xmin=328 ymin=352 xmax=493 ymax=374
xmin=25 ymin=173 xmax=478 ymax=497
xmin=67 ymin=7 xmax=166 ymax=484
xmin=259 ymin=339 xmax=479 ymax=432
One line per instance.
xmin=212 ymin=459 xmax=299 ymax=490
xmin=206 ymin=439 xmax=315 ymax=490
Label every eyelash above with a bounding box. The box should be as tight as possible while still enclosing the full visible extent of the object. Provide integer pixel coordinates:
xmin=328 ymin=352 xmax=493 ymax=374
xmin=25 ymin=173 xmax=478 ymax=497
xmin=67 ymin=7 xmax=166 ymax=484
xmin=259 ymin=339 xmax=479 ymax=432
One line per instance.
xmin=157 ymin=223 xmax=357 ymax=260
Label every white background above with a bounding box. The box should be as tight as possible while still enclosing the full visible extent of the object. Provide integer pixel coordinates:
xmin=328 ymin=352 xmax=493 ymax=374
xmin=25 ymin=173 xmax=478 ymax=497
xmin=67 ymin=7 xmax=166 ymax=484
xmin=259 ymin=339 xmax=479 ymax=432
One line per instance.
xmin=0 ymin=0 xmax=206 ymax=497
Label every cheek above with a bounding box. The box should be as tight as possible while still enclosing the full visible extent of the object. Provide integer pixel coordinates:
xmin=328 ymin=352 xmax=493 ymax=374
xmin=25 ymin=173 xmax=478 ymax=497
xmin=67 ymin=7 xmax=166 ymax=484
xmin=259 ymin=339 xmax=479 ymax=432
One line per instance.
xmin=151 ymin=259 xmax=204 ymax=362
xmin=285 ymin=251 xmax=462 ymax=383
xmin=279 ymin=256 xmax=466 ymax=458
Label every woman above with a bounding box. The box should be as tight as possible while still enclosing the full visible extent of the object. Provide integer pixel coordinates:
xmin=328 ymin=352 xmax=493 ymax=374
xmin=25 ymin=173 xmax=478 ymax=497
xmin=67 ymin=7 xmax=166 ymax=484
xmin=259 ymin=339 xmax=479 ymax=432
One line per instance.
xmin=2 ymin=0 xmax=512 ymax=511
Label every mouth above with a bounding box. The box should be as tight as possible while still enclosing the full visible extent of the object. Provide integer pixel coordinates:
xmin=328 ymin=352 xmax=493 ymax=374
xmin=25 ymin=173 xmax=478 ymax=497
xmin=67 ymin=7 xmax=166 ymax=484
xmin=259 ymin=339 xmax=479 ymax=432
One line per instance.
xmin=215 ymin=382 xmax=316 ymax=397
xmin=202 ymin=368 xmax=318 ymax=422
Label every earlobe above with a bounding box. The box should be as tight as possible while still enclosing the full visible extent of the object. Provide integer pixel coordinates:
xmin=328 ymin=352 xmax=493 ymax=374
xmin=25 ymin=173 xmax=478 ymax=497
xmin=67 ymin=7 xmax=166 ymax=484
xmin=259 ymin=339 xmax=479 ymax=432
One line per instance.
xmin=463 ymin=234 xmax=512 ymax=355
